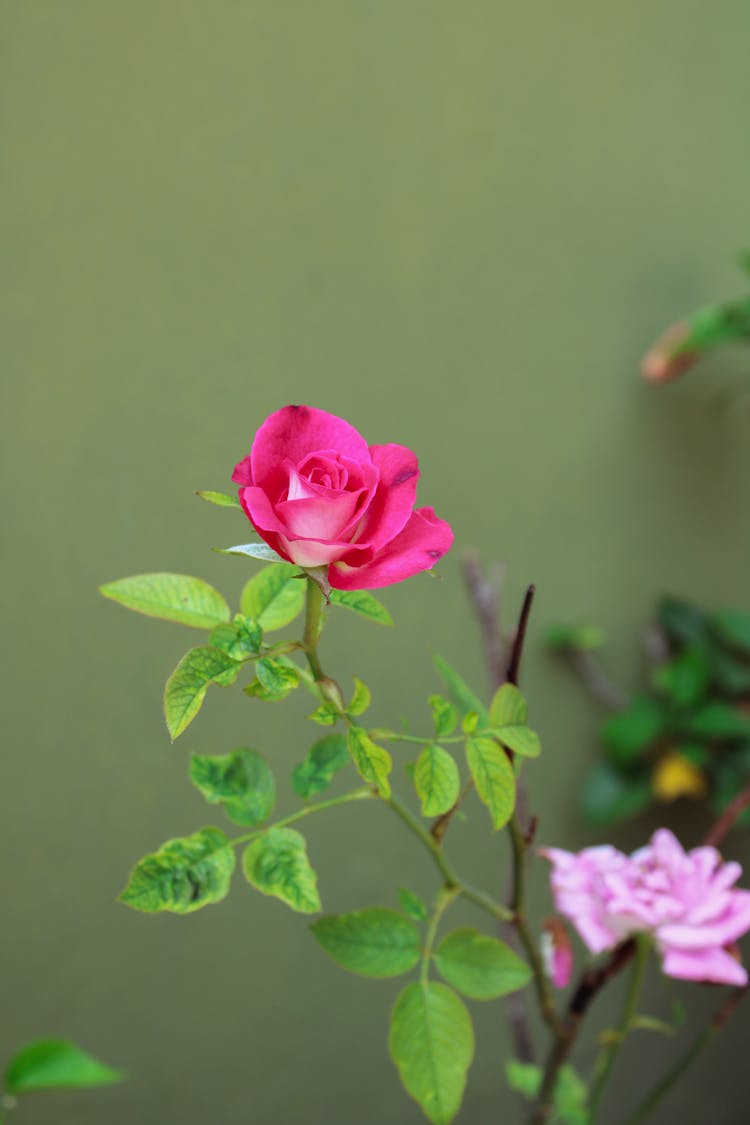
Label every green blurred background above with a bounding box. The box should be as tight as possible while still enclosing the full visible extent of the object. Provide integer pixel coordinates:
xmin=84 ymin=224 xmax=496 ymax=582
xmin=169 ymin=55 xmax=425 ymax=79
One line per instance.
xmin=4 ymin=2 xmax=750 ymax=1121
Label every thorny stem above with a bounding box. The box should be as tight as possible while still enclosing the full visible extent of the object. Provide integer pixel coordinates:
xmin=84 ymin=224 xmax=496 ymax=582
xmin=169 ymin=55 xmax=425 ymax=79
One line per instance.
xmin=587 ymin=935 xmax=650 ymax=1121
xmin=622 ymin=986 xmax=749 ymax=1125
xmin=528 ymin=940 xmax=637 ymax=1125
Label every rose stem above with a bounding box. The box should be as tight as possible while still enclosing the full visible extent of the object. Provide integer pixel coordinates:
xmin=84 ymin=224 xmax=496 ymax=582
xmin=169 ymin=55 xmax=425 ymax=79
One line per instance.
xmin=586 ymin=934 xmax=650 ymax=1121
xmin=299 ymin=574 xmax=513 ymax=928
xmin=622 ymin=985 xmax=749 ymax=1125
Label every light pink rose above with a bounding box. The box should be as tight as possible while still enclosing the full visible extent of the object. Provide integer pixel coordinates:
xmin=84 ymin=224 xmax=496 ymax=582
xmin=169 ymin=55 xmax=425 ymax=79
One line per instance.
xmin=232 ymin=405 xmax=453 ymax=590
xmin=541 ymin=829 xmax=750 ymax=986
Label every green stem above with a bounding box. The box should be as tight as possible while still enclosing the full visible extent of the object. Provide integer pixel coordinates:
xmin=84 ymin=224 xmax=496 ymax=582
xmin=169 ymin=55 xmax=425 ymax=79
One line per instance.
xmin=303 ymin=577 xmax=327 ymax=682
xmin=622 ymin=984 xmax=748 ymax=1125
xmin=231 ymin=788 xmax=375 ymax=847
xmin=508 ymin=812 xmax=562 ymax=1037
xmin=421 ymin=886 xmax=460 ymax=983
xmin=587 ymin=935 xmax=650 ymax=1122
xmin=387 ymin=792 xmax=512 ymax=923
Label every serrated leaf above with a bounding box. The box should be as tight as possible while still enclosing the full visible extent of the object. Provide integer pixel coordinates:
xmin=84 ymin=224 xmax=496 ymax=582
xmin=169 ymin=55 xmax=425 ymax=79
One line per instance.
xmin=100 ymin=573 xmax=230 ymax=629
xmin=465 ymin=736 xmax=516 ymax=830
xmin=347 ymin=678 xmax=371 ymax=717
xmin=601 ymin=695 xmax=667 ymax=765
xmin=209 ymin=615 xmax=263 ymax=660
xmin=240 ymin=563 xmax=305 ymax=631
xmin=429 ymin=694 xmax=458 ymax=738
xmin=307 ymin=702 xmax=340 ymax=726
xmin=434 ymin=656 xmax=489 ymax=725
xmin=190 ymin=748 xmax=275 ymax=826
xmin=490 ymin=683 xmax=528 ymax=726
xmin=310 ymin=908 xmax=421 ymax=977
xmin=398 ymin=887 xmax=428 ymax=923
xmin=215 ymin=541 xmax=281 ymax=562
xmin=254 ymin=656 xmax=299 ymax=699
xmin=163 ymin=646 xmax=239 ymax=740
xmin=291 ymin=734 xmax=350 ymax=799
xmin=242 ymin=828 xmax=321 ymax=913
xmin=347 ymin=726 xmax=392 ymax=798
xmin=195 ymin=489 xmax=242 ymax=509
xmin=434 ymin=927 xmax=532 ymax=1000
xmin=329 ymin=588 xmax=393 ymax=625
xmin=119 ymin=827 xmax=235 ymax=914
xmin=5 ymin=1040 xmax=124 ymax=1094
xmin=389 ymin=981 xmax=474 ymax=1125
xmin=414 ymin=744 xmax=460 ymax=816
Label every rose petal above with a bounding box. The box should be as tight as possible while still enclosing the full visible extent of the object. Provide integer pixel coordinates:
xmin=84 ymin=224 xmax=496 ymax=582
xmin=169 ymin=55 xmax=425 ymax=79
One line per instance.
xmin=660 ymin=946 xmax=748 ymax=986
xmin=349 ymin=444 xmax=420 ymax=552
xmin=250 ymin=406 xmax=371 ymax=494
xmin=329 ymin=507 xmax=454 ymax=590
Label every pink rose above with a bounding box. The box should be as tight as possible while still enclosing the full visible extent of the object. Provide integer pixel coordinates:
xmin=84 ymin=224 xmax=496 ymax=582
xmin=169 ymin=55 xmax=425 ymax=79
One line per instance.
xmin=232 ymin=405 xmax=453 ymax=590
xmin=541 ymin=829 xmax=750 ymax=986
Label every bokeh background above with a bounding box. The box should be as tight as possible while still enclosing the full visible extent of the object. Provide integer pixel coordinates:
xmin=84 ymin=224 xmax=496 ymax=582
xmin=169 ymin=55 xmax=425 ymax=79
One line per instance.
xmin=4 ymin=2 xmax=750 ymax=1121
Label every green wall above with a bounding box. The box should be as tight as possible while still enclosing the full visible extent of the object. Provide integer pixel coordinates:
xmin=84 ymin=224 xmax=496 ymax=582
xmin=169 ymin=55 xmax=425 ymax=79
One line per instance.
xmin=3 ymin=2 xmax=750 ymax=1121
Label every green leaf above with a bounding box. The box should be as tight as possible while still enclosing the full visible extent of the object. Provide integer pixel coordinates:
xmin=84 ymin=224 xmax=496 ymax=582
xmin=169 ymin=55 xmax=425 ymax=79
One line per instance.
xmin=240 ymin=563 xmax=305 ymax=631
xmin=429 ymin=694 xmax=458 ymax=738
xmin=195 ymin=489 xmax=242 ymax=509
xmin=553 ymin=1066 xmax=589 ymax=1125
xmin=347 ymin=726 xmax=392 ymax=798
xmin=307 ymin=701 xmax=340 ymax=726
xmin=5 ymin=1040 xmax=124 ymax=1094
xmin=652 ymin=647 xmax=711 ymax=709
xmin=310 ymin=908 xmax=421 ymax=977
xmin=291 ymin=734 xmax=350 ymax=798
xmin=657 ymin=598 xmax=710 ymax=649
xmin=215 ymin=541 xmax=281 ymax=562
xmin=434 ymin=656 xmax=489 ymax=725
xmin=581 ymin=761 xmax=652 ymax=826
xmin=329 ymin=587 xmax=394 ymax=625
xmin=398 ymin=887 xmax=428 ymax=923
xmin=347 ymin=678 xmax=372 ymax=717
xmin=119 ymin=826 xmax=235 ymax=914
xmin=242 ymin=828 xmax=321 ymax=913
xmin=715 ymin=612 xmax=750 ymax=657
xmin=601 ymin=695 xmax=667 ymax=766
xmin=209 ymin=614 xmax=262 ymax=660
xmin=99 ymin=573 xmax=231 ymax=629
xmin=434 ymin=927 xmax=532 ymax=1000
xmin=547 ymin=625 xmax=604 ymax=652
xmin=465 ymin=736 xmax=516 ymax=829
xmin=389 ymin=981 xmax=474 ymax=1125
xmin=163 ymin=646 xmax=239 ymax=740
xmin=489 ymin=684 xmax=541 ymax=757
xmin=189 ymin=748 xmax=275 ymax=826
xmin=687 ymin=703 xmax=750 ymax=741
xmin=490 ymin=683 xmax=528 ymax=726
xmin=462 ymin=711 xmax=479 ymax=733
xmin=505 ymin=1060 xmax=542 ymax=1100
xmin=414 ymin=744 xmax=460 ymax=816
xmin=254 ymin=656 xmax=299 ymax=699
xmin=505 ymin=1062 xmax=589 ymax=1124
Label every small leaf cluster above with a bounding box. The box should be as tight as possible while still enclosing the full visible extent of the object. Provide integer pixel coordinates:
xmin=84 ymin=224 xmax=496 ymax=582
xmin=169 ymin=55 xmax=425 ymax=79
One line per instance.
xmin=311 ymin=902 xmax=532 ymax=1125
xmin=551 ymin=597 xmax=750 ymax=827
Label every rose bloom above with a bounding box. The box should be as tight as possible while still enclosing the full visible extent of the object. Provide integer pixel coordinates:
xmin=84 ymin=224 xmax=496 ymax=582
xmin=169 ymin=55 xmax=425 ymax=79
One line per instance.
xmin=232 ymin=405 xmax=453 ymax=590
xmin=541 ymin=829 xmax=750 ymax=986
